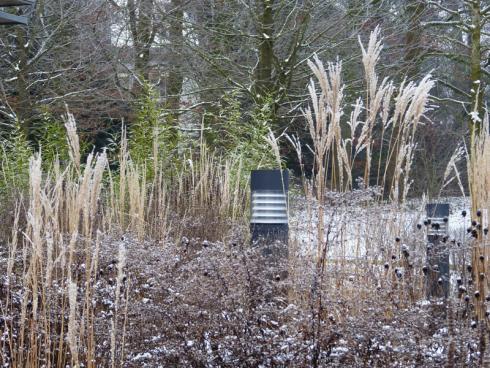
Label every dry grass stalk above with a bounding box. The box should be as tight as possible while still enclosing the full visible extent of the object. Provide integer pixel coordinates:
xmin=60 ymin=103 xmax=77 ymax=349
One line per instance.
xmin=110 ymin=242 xmax=127 ymax=368
xmin=468 ymin=111 xmax=490 ymax=320
xmin=64 ymin=110 xmax=81 ymax=172
xmin=67 ymin=280 xmax=80 ymax=367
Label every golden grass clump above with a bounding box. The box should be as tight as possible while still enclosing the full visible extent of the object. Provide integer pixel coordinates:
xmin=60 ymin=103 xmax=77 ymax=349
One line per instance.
xmin=0 ymin=107 xmax=251 ymax=367
xmin=293 ymin=27 xmax=434 ymax=203
xmin=288 ymin=27 xmax=434 ymax=267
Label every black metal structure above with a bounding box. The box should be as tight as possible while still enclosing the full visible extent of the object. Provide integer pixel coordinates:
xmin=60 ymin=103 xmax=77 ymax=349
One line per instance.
xmin=0 ymin=0 xmax=34 ymax=25
xmin=425 ymin=203 xmax=450 ymax=298
xmin=250 ymin=170 xmax=289 ymax=245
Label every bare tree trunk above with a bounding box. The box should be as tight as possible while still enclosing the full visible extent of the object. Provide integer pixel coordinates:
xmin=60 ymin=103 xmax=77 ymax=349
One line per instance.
xmin=166 ymin=0 xmax=184 ymax=120
xmin=128 ymin=0 xmax=155 ymax=87
xmin=469 ymin=0 xmax=483 ymax=139
xmin=404 ymin=0 xmax=426 ymax=79
xmin=254 ymin=0 xmax=275 ymax=99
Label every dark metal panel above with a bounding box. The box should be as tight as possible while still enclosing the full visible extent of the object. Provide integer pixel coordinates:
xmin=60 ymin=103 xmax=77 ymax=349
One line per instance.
xmin=251 ymin=170 xmax=289 ymax=192
xmin=0 ymin=10 xmax=27 ymax=24
xmin=426 ymin=203 xmax=450 ymax=219
xmin=0 ymin=0 xmax=34 ymax=6
xmin=425 ymin=203 xmax=450 ymax=299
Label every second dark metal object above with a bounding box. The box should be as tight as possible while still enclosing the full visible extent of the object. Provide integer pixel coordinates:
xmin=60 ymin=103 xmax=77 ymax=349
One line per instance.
xmin=425 ymin=203 xmax=450 ymax=298
xmin=250 ymin=169 xmax=289 ymax=245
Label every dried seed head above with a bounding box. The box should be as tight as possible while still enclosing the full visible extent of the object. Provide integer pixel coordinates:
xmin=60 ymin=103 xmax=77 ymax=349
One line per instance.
xmin=462 ymin=210 xmax=467 ymax=217
xmin=417 ymin=224 xmax=422 ymax=230
xmin=476 ymin=210 xmax=482 ymax=217
xmin=402 ymin=244 xmax=409 ymax=256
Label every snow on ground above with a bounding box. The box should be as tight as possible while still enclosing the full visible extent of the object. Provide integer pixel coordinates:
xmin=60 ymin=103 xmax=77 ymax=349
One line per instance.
xmin=290 ymin=196 xmax=472 ymax=259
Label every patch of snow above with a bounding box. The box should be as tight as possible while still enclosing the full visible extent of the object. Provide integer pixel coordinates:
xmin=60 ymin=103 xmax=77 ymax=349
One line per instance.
xmin=133 ymin=352 xmax=152 ymax=361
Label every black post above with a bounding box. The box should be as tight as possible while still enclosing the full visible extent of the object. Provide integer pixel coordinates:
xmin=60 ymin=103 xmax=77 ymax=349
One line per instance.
xmin=250 ymin=169 xmax=289 ymax=248
xmin=425 ymin=203 xmax=450 ymax=298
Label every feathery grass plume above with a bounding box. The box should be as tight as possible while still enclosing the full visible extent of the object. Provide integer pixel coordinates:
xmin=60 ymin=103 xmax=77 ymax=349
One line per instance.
xmin=63 ymin=110 xmax=81 ymax=172
xmin=440 ymin=143 xmax=466 ymax=197
xmin=383 ymin=75 xmax=434 ymax=202
xmin=265 ymin=129 xmax=283 ymax=171
xmin=359 ymin=25 xmax=383 ymax=104
xmin=358 ymin=25 xmax=388 ymax=185
xmin=376 ymin=82 xmax=395 ymax=186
